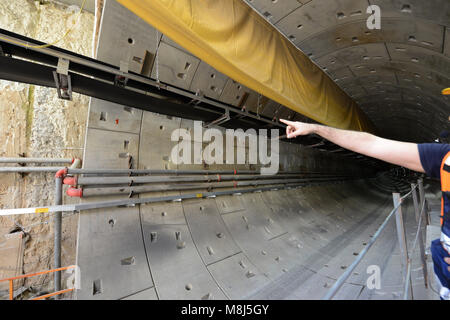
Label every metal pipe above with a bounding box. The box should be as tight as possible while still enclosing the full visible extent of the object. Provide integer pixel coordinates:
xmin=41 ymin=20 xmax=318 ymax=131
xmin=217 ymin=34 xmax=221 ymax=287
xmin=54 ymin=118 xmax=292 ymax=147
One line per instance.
xmin=66 ymin=169 xmax=346 ymax=176
xmin=411 ymin=183 xmax=428 ymax=288
xmin=418 ymin=178 xmax=430 ymax=225
xmin=0 ymin=166 xmax=353 ymax=177
xmin=73 ymin=174 xmax=349 ymax=186
xmin=70 ymin=168 xmax=257 ymax=175
xmin=1 ymin=182 xmax=344 ymax=216
xmin=0 ymin=167 xmax=63 ymax=173
xmin=0 ymin=157 xmax=73 ymax=164
xmin=54 ymin=170 xmax=63 ymax=295
xmin=322 ymin=197 xmax=404 ymax=300
xmin=72 ymin=177 xmax=348 ymax=197
xmin=70 ymin=158 xmax=81 ymax=169
xmin=403 ymin=194 xmax=427 ymax=300
xmin=393 ymin=192 xmax=413 ymax=299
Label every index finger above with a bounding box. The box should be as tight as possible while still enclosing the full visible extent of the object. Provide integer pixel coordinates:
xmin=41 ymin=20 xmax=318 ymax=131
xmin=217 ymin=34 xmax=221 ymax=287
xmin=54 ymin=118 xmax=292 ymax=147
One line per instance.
xmin=279 ymin=119 xmax=295 ymax=126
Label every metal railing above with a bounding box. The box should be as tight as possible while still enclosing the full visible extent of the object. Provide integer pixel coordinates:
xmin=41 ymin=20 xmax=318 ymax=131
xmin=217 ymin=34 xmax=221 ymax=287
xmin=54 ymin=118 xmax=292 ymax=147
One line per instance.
xmin=323 ymin=178 xmax=429 ymax=300
xmin=0 ymin=265 xmax=76 ymax=300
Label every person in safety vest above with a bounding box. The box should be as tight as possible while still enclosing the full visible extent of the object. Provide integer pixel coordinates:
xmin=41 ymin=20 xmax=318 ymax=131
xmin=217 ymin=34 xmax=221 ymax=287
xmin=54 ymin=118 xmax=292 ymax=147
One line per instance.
xmin=280 ymin=89 xmax=450 ymax=300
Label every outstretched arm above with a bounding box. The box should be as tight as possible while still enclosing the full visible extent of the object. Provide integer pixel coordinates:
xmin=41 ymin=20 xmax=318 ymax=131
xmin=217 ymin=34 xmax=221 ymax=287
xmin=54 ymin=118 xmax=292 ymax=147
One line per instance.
xmin=280 ymin=119 xmax=425 ymax=173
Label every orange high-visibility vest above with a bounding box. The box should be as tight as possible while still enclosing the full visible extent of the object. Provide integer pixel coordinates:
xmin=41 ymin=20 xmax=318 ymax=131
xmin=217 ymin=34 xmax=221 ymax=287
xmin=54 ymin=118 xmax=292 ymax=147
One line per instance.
xmin=440 ymin=151 xmax=450 ymax=226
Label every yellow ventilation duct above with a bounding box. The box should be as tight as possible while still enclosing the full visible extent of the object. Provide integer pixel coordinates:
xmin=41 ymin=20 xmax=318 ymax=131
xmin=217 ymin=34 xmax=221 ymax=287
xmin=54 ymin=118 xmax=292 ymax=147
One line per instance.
xmin=117 ymin=0 xmax=376 ymax=133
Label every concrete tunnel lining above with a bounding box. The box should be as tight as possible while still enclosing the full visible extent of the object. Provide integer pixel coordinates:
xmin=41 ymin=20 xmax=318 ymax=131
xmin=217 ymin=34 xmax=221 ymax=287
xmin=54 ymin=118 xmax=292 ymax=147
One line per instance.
xmin=59 ymin=0 xmax=449 ymax=300
xmin=1 ymin=0 xmax=446 ymax=302
xmin=75 ymin=103 xmax=429 ymax=299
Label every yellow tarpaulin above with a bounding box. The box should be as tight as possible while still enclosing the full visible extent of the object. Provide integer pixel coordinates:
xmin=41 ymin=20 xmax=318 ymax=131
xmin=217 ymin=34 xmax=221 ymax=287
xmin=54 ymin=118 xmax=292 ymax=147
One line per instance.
xmin=117 ymin=0 xmax=376 ymax=133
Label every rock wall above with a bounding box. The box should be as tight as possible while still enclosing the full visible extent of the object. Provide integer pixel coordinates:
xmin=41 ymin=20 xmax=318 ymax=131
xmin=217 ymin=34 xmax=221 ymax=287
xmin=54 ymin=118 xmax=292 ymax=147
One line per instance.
xmin=0 ymin=0 xmax=93 ymax=296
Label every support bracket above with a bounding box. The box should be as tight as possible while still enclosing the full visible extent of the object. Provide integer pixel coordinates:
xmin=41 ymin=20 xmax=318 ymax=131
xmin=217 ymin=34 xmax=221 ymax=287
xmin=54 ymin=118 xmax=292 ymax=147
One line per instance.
xmin=189 ymin=90 xmax=204 ymax=106
xmin=53 ymin=58 xmax=72 ymax=100
xmin=114 ymin=61 xmax=129 ymax=88
xmin=204 ymin=109 xmax=230 ymax=128
xmin=17 ymin=153 xmax=28 ymax=178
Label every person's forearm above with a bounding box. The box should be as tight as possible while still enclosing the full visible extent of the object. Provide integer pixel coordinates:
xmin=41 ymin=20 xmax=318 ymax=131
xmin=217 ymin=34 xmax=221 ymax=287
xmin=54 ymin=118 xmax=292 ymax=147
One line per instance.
xmin=310 ymin=124 xmax=376 ymax=156
xmin=308 ymin=123 xmax=425 ymax=172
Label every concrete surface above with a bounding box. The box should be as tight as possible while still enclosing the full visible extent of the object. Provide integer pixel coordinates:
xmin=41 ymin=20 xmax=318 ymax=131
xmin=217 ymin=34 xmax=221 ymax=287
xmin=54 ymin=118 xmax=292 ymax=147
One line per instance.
xmin=73 ymin=0 xmax=443 ymax=300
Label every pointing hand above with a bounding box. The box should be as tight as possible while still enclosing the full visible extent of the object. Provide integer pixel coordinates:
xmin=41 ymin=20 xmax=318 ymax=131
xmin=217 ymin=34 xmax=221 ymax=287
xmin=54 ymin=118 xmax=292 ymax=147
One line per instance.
xmin=279 ymin=119 xmax=315 ymax=139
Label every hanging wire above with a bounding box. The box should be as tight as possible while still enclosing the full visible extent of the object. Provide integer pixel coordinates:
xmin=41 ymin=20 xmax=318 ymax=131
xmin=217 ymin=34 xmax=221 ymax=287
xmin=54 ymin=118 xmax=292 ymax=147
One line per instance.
xmin=155 ymin=29 xmax=160 ymax=87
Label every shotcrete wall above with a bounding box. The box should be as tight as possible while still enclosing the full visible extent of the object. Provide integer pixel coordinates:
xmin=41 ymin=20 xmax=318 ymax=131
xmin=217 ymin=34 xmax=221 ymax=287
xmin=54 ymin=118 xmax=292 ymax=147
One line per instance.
xmin=0 ymin=0 xmax=93 ymax=294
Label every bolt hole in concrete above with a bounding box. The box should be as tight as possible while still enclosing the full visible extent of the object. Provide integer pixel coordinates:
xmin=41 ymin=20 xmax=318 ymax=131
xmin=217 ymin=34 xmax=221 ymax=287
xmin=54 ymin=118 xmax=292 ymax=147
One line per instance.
xmin=297 ymin=24 xmax=303 ymax=29
xmin=401 ymin=4 xmax=412 ymax=13
xmin=93 ymin=279 xmax=102 ymax=295
xmin=121 ymin=256 xmax=136 ymax=265
xmin=128 ymin=37 xmax=134 ymax=45
xmin=132 ymin=56 xmax=142 ymax=63
xmin=108 ymin=219 xmax=115 ymax=227
xmin=185 ymin=284 xmax=193 ymax=291
xmin=100 ymin=111 xmax=107 ymax=121
xmin=160 ymin=125 xmax=164 ymax=130
xmin=210 ymin=73 xmax=215 ymax=79
xmin=263 ymin=11 xmax=272 ymax=19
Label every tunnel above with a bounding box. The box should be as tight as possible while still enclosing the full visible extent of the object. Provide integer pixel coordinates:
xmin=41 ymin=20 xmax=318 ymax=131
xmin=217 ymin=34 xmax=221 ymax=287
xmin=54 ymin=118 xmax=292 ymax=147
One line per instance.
xmin=0 ymin=0 xmax=448 ymax=300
